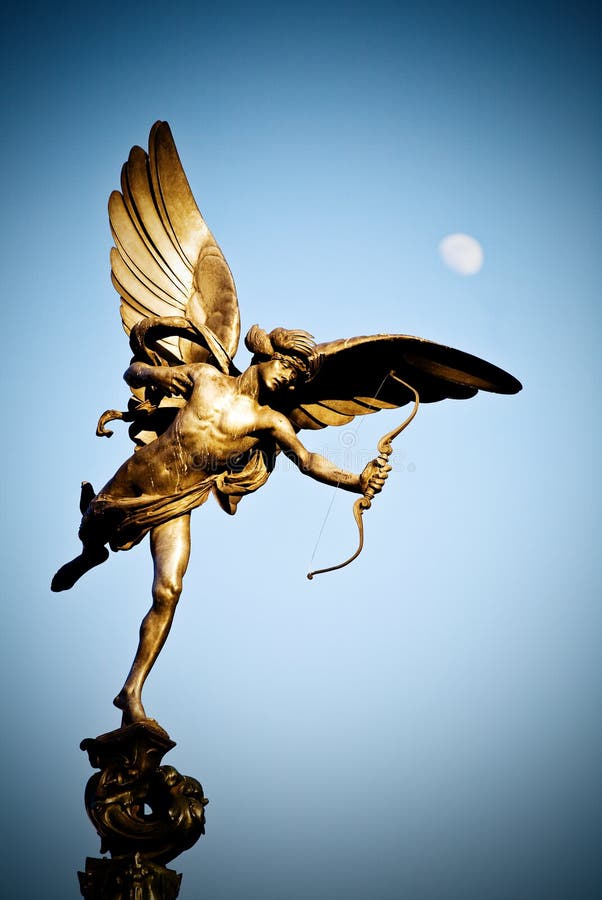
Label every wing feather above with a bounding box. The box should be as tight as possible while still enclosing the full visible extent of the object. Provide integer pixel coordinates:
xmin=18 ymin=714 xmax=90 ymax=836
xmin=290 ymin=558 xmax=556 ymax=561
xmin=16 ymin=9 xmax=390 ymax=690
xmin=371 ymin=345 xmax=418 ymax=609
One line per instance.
xmin=355 ymin=396 xmax=398 ymax=410
xmin=109 ymin=233 xmax=185 ymax=313
xmin=119 ymin=300 xmax=142 ymax=334
xmin=149 ymin=122 xmax=210 ymax=269
xmin=113 ymin=275 xmax=183 ymax=360
xmin=110 ymin=249 xmax=182 ymax=319
xmin=318 ymin=398 xmax=384 ymax=416
xmin=120 ymin=148 xmax=190 ymax=291
xmin=118 ymin=297 xmax=180 ymax=351
xmin=303 ymin=403 xmax=355 ymax=427
xmin=288 ymin=406 xmax=331 ymax=430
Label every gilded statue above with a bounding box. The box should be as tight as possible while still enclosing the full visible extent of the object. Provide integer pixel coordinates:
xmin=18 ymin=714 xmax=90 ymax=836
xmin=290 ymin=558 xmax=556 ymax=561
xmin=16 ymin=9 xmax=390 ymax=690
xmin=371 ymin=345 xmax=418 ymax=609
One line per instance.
xmin=52 ymin=122 xmax=521 ymax=727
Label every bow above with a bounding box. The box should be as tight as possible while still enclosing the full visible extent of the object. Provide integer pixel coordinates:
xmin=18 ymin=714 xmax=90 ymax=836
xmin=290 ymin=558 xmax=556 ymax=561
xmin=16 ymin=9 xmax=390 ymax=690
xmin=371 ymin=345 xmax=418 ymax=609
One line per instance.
xmin=307 ymin=373 xmax=420 ymax=579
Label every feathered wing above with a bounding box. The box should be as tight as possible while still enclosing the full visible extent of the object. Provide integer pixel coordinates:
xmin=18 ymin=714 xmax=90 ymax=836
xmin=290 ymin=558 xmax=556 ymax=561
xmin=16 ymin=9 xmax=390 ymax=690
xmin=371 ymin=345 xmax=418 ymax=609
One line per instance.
xmin=109 ymin=120 xmax=240 ymax=367
xmin=278 ymin=334 xmax=522 ymax=430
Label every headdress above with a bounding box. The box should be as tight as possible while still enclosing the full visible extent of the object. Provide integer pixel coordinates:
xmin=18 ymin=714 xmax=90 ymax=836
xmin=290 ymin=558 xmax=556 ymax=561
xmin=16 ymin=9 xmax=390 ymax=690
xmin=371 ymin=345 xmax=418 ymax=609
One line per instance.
xmin=244 ymin=325 xmax=321 ymax=380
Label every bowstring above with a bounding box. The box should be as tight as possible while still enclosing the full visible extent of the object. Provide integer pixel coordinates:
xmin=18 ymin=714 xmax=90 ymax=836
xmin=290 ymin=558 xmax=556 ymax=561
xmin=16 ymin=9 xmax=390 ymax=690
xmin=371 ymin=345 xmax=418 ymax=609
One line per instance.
xmin=307 ymin=371 xmax=392 ymax=570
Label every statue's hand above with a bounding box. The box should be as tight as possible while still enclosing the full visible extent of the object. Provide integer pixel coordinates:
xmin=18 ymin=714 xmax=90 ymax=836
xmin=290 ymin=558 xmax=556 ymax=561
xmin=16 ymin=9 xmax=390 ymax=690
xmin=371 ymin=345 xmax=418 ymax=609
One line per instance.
xmin=359 ymin=458 xmax=391 ymax=497
xmin=149 ymin=367 xmax=194 ymax=396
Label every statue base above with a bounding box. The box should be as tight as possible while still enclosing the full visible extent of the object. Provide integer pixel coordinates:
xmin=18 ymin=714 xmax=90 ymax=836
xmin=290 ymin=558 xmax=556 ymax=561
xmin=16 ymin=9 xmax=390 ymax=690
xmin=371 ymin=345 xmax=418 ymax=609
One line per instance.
xmin=78 ymin=853 xmax=181 ymax=899
xmin=79 ymin=720 xmax=207 ymax=898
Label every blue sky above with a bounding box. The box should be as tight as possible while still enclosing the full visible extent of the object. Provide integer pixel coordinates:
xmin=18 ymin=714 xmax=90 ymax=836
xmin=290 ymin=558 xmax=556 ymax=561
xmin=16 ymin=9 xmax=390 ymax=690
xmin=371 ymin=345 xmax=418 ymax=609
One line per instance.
xmin=2 ymin=2 xmax=600 ymax=898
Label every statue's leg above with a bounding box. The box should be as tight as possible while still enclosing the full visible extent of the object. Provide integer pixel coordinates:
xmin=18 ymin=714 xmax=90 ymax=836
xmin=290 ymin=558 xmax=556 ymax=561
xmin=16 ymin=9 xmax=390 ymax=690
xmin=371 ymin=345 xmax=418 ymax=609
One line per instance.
xmin=51 ymin=484 xmax=108 ymax=592
xmin=114 ymin=514 xmax=191 ymax=726
xmin=51 ymin=543 xmax=109 ymax=592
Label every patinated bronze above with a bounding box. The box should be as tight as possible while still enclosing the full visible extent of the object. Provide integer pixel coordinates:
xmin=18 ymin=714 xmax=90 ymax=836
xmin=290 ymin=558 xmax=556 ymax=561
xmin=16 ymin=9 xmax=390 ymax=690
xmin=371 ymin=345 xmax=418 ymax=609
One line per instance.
xmin=80 ymin=723 xmax=207 ymax=865
xmin=78 ymin=722 xmax=207 ymax=896
xmin=52 ymin=122 xmax=522 ymax=733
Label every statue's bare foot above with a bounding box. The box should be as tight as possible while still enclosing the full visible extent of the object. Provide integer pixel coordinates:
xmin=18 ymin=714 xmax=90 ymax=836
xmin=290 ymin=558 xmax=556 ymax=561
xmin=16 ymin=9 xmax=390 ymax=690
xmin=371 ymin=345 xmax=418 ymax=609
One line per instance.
xmin=51 ymin=546 xmax=109 ymax=592
xmin=114 ymin=689 xmax=147 ymax=727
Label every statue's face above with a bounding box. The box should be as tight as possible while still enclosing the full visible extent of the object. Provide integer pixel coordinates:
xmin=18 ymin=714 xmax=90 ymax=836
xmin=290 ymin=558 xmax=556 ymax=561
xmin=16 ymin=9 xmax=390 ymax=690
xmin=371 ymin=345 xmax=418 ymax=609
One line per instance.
xmin=259 ymin=357 xmax=300 ymax=392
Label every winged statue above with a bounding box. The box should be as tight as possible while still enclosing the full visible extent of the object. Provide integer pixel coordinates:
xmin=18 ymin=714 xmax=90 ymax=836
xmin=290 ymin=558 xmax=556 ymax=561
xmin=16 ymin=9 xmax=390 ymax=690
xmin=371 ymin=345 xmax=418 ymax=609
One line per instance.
xmin=52 ymin=122 xmax=522 ymax=727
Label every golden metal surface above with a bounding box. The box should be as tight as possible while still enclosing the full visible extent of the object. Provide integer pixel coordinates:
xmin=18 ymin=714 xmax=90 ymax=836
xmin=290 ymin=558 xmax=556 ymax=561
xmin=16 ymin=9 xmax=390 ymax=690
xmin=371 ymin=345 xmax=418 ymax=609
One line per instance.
xmin=52 ymin=122 xmax=522 ymax=728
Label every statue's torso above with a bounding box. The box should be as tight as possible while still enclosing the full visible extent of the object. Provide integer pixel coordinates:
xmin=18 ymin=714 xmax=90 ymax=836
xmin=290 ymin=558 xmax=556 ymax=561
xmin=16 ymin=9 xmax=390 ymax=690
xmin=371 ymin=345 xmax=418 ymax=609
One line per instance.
xmin=110 ymin=366 xmax=269 ymax=498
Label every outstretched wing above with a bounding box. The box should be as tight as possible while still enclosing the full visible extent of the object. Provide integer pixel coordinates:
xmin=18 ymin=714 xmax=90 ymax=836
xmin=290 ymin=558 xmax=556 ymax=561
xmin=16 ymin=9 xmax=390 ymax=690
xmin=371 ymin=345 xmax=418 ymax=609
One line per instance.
xmin=109 ymin=121 xmax=240 ymax=366
xmin=279 ymin=334 xmax=522 ymax=430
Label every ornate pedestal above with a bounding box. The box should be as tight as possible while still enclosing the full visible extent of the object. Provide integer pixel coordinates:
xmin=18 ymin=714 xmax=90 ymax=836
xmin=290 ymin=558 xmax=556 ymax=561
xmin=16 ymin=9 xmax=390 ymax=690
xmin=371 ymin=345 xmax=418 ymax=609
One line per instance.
xmin=78 ymin=721 xmax=208 ymax=899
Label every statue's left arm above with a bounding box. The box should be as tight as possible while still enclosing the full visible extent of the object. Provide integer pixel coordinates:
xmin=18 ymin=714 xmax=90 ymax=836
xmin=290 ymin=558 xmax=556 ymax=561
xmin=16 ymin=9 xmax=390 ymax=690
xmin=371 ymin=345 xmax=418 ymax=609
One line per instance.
xmin=259 ymin=409 xmax=389 ymax=495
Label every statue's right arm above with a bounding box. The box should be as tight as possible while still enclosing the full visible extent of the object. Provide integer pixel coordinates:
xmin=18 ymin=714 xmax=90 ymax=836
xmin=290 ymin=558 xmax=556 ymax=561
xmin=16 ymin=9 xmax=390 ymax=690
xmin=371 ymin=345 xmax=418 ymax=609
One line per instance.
xmin=124 ymin=362 xmax=195 ymax=396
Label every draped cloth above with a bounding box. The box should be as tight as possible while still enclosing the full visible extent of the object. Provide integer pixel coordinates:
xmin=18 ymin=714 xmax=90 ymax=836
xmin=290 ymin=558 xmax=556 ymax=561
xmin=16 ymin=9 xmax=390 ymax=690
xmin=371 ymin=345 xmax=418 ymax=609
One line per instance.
xmin=79 ymin=450 xmax=272 ymax=552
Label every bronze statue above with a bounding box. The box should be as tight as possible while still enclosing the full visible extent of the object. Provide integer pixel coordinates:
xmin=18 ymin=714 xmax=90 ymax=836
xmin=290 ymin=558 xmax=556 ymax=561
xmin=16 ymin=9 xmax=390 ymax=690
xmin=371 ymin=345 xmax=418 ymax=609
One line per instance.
xmin=52 ymin=122 xmax=521 ymax=728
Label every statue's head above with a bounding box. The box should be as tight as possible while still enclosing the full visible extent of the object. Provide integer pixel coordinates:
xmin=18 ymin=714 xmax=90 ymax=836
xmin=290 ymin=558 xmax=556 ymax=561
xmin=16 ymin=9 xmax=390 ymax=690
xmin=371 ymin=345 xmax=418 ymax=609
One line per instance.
xmin=245 ymin=326 xmax=321 ymax=390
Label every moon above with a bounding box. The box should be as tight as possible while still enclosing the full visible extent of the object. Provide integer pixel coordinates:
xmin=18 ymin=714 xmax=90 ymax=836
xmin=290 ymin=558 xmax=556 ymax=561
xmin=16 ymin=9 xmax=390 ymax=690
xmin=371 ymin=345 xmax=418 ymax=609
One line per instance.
xmin=439 ymin=233 xmax=484 ymax=275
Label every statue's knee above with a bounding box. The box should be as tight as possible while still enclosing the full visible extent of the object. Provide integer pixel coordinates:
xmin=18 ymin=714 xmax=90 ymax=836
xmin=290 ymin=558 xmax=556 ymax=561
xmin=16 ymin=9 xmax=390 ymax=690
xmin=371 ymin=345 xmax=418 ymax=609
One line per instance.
xmin=153 ymin=579 xmax=182 ymax=610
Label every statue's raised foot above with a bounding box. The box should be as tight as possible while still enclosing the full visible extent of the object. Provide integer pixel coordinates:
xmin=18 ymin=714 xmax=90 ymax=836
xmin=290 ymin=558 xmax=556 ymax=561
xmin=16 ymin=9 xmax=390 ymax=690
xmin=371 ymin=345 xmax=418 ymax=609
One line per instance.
xmin=51 ymin=545 xmax=109 ymax=592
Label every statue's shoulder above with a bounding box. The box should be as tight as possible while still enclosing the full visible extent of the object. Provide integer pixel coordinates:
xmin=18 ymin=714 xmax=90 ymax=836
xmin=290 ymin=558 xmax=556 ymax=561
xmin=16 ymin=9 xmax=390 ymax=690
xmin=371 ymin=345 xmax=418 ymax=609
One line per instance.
xmin=189 ymin=362 xmax=232 ymax=386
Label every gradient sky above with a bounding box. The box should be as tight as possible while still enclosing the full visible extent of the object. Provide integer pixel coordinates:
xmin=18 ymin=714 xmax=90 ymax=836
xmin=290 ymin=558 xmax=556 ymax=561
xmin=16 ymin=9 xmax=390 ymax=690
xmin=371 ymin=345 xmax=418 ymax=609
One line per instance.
xmin=2 ymin=2 xmax=600 ymax=898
